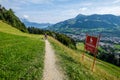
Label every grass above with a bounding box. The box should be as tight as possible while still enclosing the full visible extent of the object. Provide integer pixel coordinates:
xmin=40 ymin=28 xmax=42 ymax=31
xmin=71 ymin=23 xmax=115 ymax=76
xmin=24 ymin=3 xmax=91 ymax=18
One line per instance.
xmin=49 ymin=37 xmax=120 ymax=80
xmin=0 ymin=21 xmax=45 ymax=80
xmin=114 ymin=44 xmax=120 ymax=50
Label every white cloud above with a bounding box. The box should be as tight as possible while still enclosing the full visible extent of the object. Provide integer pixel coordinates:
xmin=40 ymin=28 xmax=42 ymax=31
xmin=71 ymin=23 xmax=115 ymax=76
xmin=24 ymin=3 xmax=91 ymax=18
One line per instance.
xmin=113 ymin=0 xmax=120 ymax=3
xmin=79 ymin=7 xmax=88 ymax=12
xmin=61 ymin=9 xmax=79 ymax=16
xmin=20 ymin=0 xmax=54 ymax=4
xmin=0 ymin=0 xmax=2 ymax=3
xmin=82 ymin=3 xmax=93 ymax=6
xmin=95 ymin=6 xmax=120 ymax=15
xmin=23 ymin=15 xmax=29 ymax=19
xmin=56 ymin=0 xmax=69 ymax=2
xmin=0 ymin=0 xmax=54 ymax=5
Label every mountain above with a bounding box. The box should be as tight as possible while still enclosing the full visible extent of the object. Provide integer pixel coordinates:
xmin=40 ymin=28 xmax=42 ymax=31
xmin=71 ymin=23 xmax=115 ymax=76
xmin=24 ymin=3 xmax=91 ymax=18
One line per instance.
xmin=47 ymin=14 xmax=120 ymax=36
xmin=21 ymin=18 xmax=52 ymax=29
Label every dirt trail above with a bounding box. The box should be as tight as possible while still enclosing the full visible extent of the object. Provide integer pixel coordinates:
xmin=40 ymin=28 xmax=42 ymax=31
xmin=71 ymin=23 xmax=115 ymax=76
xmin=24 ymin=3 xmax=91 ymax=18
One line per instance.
xmin=42 ymin=40 xmax=65 ymax=80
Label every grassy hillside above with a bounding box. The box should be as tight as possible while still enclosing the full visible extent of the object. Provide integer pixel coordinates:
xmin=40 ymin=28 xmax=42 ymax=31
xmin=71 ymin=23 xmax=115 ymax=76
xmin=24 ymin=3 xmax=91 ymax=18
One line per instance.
xmin=49 ymin=37 xmax=120 ymax=80
xmin=1 ymin=20 xmax=120 ymax=80
xmin=0 ymin=20 xmax=31 ymax=37
xmin=0 ymin=21 xmax=45 ymax=79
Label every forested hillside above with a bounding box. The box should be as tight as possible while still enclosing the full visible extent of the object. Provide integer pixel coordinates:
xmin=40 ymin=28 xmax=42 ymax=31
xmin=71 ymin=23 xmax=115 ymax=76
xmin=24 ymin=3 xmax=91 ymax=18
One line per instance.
xmin=0 ymin=5 xmax=28 ymax=32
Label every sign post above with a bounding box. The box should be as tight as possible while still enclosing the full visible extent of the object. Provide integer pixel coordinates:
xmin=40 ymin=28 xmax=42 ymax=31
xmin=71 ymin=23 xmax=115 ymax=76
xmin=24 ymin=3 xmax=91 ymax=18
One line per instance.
xmin=84 ymin=34 xmax=100 ymax=71
xmin=91 ymin=53 xmax=97 ymax=71
xmin=82 ymin=34 xmax=88 ymax=61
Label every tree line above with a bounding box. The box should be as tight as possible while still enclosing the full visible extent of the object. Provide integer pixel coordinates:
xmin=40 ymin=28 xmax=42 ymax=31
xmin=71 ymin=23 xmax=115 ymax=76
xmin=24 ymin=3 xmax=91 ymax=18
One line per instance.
xmin=97 ymin=45 xmax=120 ymax=66
xmin=28 ymin=27 xmax=76 ymax=49
xmin=0 ymin=5 xmax=28 ymax=32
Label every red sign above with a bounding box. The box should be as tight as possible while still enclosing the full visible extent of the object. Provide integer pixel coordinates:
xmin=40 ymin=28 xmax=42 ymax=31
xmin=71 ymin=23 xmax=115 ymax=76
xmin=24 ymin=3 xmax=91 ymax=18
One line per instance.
xmin=85 ymin=35 xmax=99 ymax=53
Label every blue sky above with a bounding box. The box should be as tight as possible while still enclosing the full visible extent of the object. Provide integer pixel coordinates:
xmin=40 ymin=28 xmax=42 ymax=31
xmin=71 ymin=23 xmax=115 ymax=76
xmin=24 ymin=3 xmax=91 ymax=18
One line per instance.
xmin=1 ymin=0 xmax=120 ymax=23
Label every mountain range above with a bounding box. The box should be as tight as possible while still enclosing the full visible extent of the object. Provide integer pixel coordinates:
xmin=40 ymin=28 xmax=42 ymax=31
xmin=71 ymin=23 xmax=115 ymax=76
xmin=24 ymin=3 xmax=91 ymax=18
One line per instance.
xmin=47 ymin=14 xmax=120 ymax=37
xmin=21 ymin=18 xmax=52 ymax=28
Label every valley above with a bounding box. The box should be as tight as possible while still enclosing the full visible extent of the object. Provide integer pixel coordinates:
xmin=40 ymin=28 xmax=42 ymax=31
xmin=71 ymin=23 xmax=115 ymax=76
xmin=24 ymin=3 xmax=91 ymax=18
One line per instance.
xmin=0 ymin=3 xmax=120 ymax=80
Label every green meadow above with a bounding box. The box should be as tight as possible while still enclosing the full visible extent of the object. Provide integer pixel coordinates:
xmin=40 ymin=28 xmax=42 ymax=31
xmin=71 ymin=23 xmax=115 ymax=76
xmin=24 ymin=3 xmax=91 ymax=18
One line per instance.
xmin=0 ymin=21 xmax=45 ymax=80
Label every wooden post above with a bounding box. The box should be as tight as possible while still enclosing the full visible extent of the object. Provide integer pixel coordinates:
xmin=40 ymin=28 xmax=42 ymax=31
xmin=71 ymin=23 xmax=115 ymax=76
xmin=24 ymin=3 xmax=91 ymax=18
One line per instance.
xmin=91 ymin=34 xmax=101 ymax=72
xmin=91 ymin=53 xmax=97 ymax=71
xmin=82 ymin=33 xmax=88 ymax=61
xmin=82 ymin=50 xmax=85 ymax=61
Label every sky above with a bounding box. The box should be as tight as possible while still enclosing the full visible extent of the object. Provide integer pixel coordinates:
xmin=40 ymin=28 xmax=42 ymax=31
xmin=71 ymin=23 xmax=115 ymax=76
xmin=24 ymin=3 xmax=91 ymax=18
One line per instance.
xmin=0 ymin=0 xmax=120 ymax=23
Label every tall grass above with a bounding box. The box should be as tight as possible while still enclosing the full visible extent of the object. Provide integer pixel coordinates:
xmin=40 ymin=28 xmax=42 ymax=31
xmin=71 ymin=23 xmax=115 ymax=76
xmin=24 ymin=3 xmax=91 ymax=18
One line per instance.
xmin=0 ymin=32 xmax=45 ymax=80
xmin=0 ymin=21 xmax=45 ymax=80
xmin=49 ymin=37 xmax=120 ymax=80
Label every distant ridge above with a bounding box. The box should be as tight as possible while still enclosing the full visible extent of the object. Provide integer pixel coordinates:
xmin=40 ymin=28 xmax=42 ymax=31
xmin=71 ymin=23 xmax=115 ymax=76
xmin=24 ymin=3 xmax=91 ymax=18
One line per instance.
xmin=21 ymin=18 xmax=52 ymax=29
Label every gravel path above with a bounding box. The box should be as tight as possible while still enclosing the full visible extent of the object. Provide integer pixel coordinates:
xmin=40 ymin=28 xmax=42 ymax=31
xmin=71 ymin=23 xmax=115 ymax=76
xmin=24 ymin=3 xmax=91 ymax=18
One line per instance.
xmin=42 ymin=40 xmax=65 ymax=80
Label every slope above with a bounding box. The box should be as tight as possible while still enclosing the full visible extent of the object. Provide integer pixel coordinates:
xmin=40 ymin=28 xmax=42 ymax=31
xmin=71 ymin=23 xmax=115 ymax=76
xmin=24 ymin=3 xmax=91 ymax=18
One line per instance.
xmin=0 ymin=21 xmax=45 ymax=79
xmin=48 ymin=37 xmax=120 ymax=80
